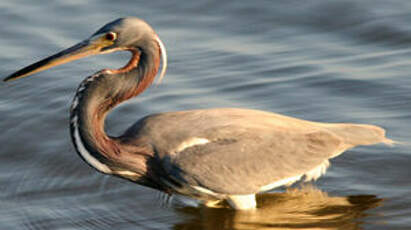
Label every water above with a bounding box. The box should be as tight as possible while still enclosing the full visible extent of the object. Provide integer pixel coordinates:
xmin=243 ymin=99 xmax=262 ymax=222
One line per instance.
xmin=1 ymin=1 xmax=411 ymax=229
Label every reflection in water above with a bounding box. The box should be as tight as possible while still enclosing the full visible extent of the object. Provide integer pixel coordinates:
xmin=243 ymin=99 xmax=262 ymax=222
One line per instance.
xmin=174 ymin=186 xmax=382 ymax=230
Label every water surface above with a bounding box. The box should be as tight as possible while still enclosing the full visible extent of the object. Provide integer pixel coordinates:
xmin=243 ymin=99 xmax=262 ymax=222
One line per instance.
xmin=1 ymin=1 xmax=411 ymax=229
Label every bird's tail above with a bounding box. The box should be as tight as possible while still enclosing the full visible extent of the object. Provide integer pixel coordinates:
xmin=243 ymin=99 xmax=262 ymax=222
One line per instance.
xmin=319 ymin=123 xmax=394 ymax=147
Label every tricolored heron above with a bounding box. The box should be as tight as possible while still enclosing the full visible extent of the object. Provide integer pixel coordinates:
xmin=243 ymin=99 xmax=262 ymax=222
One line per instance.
xmin=4 ymin=17 xmax=393 ymax=210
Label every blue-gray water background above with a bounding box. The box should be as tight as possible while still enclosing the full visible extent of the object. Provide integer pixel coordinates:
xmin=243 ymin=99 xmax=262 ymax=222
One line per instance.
xmin=1 ymin=1 xmax=411 ymax=229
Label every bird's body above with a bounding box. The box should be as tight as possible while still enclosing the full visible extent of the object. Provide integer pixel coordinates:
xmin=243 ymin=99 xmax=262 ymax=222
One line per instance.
xmin=116 ymin=108 xmax=391 ymax=209
xmin=4 ymin=17 xmax=392 ymax=210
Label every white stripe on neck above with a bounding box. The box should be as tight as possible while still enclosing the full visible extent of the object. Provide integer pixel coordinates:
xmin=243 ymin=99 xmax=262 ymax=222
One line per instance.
xmin=71 ymin=115 xmax=112 ymax=174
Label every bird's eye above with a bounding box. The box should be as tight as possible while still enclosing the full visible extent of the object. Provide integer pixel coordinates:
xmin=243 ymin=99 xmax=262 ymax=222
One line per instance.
xmin=105 ymin=32 xmax=117 ymax=41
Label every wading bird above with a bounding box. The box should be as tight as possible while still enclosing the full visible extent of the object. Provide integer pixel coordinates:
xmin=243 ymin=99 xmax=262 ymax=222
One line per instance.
xmin=4 ymin=17 xmax=393 ymax=210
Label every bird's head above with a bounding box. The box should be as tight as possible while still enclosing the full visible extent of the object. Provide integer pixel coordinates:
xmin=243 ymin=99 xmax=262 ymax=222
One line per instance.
xmin=3 ymin=17 xmax=167 ymax=82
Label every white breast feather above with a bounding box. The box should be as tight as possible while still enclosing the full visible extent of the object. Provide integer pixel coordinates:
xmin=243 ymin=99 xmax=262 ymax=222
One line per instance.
xmin=259 ymin=160 xmax=330 ymax=192
xmin=304 ymin=159 xmax=330 ymax=182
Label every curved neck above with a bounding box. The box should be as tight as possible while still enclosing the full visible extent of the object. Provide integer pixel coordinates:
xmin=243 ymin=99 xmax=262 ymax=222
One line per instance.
xmin=69 ymin=43 xmax=160 ymax=172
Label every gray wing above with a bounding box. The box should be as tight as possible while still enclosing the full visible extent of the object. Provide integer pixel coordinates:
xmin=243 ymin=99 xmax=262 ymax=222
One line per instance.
xmin=122 ymin=108 xmax=348 ymax=195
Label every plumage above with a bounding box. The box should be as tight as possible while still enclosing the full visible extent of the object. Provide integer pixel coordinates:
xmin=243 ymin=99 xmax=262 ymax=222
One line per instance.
xmin=4 ymin=17 xmax=393 ymax=210
xmin=122 ymin=108 xmax=391 ymax=196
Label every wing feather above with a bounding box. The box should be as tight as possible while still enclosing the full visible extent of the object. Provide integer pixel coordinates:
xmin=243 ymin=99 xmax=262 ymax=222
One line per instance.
xmin=121 ymin=108 xmax=382 ymax=195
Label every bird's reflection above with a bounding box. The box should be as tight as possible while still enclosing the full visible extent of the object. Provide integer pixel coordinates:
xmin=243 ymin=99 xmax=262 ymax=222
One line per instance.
xmin=173 ymin=186 xmax=382 ymax=230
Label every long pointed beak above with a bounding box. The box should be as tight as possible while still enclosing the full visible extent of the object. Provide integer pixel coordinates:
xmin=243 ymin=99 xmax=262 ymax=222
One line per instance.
xmin=4 ymin=38 xmax=109 ymax=82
